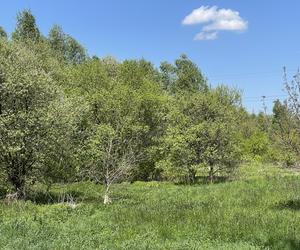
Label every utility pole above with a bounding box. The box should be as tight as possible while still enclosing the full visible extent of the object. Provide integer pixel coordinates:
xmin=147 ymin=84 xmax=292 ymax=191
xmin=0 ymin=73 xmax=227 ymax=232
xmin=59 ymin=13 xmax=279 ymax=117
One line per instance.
xmin=261 ymin=95 xmax=267 ymax=115
xmin=261 ymin=95 xmax=269 ymax=132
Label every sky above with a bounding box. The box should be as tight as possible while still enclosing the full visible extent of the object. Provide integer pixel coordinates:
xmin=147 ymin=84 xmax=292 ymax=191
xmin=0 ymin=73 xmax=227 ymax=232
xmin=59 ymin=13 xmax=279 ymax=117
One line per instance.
xmin=0 ymin=0 xmax=299 ymax=113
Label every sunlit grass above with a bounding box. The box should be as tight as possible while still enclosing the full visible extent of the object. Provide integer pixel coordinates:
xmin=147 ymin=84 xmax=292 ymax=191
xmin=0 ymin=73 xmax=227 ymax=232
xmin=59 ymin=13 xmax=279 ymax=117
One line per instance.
xmin=1 ymin=164 xmax=300 ymax=249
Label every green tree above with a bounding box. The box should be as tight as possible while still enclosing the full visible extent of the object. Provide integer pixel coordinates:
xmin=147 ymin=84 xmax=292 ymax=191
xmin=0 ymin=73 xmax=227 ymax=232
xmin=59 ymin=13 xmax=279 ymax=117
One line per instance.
xmin=160 ymin=55 xmax=208 ymax=93
xmin=156 ymin=88 xmax=241 ymax=183
xmin=0 ymin=41 xmax=56 ymax=198
xmin=268 ymin=69 xmax=300 ymax=166
xmin=272 ymin=99 xmax=299 ymax=165
xmin=67 ymin=58 xmax=112 ymax=94
xmin=241 ymin=132 xmax=270 ymax=162
xmin=65 ymin=35 xmax=86 ymax=64
xmin=85 ymin=124 xmax=142 ymax=204
xmin=38 ymin=97 xmax=82 ymax=190
xmin=160 ymin=61 xmax=176 ymax=91
xmin=81 ymin=85 xmax=147 ymax=203
xmin=119 ymin=59 xmax=159 ymax=89
xmin=48 ymin=25 xmax=86 ymax=64
xmin=69 ymin=57 xmax=168 ymax=182
xmin=48 ymin=25 xmax=66 ymax=57
xmin=175 ymin=54 xmax=207 ymax=92
xmin=12 ymin=9 xmax=40 ymax=42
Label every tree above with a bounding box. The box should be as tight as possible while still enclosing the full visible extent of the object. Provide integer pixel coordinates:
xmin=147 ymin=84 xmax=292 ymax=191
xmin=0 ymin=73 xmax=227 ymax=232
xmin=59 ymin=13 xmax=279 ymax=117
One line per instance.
xmin=85 ymin=124 xmax=141 ymax=204
xmin=48 ymin=25 xmax=87 ymax=64
xmin=80 ymin=86 xmax=147 ymax=203
xmin=270 ymin=69 xmax=300 ymax=166
xmin=175 ymin=54 xmax=208 ymax=92
xmin=283 ymin=68 xmax=300 ymax=125
xmin=241 ymin=131 xmax=271 ymax=162
xmin=0 ymin=41 xmax=57 ymax=198
xmin=119 ymin=59 xmax=159 ymax=89
xmin=160 ymin=55 xmax=208 ymax=93
xmin=68 ymin=56 xmax=169 ymax=182
xmin=156 ymin=88 xmax=241 ymax=183
xmin=64 ymin=35 xmax=86 ymax=64
xmin=272 ymin=100 xmax=300 ymax=166
xmin=37 ymin=97 xmax=82 ymax=190
xmin=48 ymin=25 xmax=66 ymax=57
xmin=67 ymin=58 xmax=112 ymax=94
xmin=0 ymin=26 xmax=7 ymax=40
xmin=12 ymin=9 xmax=40 ymax=42
xmin=160 ymin=61 xmax=177 ymax=91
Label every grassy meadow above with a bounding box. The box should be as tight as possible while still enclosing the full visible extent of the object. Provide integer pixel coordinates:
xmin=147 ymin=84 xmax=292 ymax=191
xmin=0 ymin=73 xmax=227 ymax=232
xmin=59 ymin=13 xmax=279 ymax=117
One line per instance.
xmin=1 ymin=6 xmax=300 ymax=250
xmin=0 ymin=164 xmax=300 ymax=249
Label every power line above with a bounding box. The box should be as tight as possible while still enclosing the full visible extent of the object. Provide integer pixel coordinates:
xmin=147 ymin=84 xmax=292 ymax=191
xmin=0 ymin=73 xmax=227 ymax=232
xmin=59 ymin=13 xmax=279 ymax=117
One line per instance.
xmin=243 ymin=99 xmax=285 ymax=103
xmin=243 ymin=94 xmax=288 ymax=100
xmin=207 ymin=69 xmax=299 ymax=81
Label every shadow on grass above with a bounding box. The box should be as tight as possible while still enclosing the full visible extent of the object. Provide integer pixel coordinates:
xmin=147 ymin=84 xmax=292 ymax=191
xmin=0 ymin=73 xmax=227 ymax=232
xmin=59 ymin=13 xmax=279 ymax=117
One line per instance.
xmin=26 ymin=190 xmax=83 ymax=205
xmin=196 ymin=176 xmax=233 ymax=185
xmin=276 ymin=199 xmax=300 ymax=211
xmin=173 ymin=176 xmax=233 ymax=186
xmin=0 ymin=187 xmax=8 ymax=199
xmin=266 ymin=238 xmax=300 ymax=250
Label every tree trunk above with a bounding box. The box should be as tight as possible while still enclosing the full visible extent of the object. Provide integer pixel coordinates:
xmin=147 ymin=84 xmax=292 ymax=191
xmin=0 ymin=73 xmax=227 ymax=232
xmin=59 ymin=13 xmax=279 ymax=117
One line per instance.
xmin=209 ymin=166 xmax=214 ymax=184
xmin=188 ymin=169 xmax=196 ymax=184
xmin=103 ymin=184 xmax=111 ymax=204
xmin=8 ymin=160 xmax=27 ymax=199
xmin=10 ymin=175 xmax=26 ymax=199
xmin=14 ymin=183 xmax=26 ymax=199
xmin=103 ymin=193 xmax=111 ymax=204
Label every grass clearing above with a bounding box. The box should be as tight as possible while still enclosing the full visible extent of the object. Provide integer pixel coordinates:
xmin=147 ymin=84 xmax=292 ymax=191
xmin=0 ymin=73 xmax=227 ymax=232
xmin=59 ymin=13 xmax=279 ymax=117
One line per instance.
xmin=1 ymin=164 xmax=300 ymax=249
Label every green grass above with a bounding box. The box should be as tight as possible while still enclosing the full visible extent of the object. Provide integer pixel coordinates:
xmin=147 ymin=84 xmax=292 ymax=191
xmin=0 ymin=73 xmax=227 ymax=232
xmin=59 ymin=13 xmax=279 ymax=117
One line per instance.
xmin=1 ymin=164 xmax=300 ymax=249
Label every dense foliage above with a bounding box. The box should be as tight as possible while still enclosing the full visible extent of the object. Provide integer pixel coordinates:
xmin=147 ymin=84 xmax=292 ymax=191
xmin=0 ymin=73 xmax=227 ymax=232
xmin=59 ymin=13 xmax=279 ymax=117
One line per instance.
xmin=0 ymin=10 xmax=298 ymax=202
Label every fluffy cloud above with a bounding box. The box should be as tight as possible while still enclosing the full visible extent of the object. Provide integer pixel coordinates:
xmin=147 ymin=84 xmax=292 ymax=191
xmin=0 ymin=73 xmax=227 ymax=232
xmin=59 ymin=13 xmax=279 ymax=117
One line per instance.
xmin=194 ymin=31 xmax=218 ymax=41
xmin=183 ymin=6 xmax=248 ymax=41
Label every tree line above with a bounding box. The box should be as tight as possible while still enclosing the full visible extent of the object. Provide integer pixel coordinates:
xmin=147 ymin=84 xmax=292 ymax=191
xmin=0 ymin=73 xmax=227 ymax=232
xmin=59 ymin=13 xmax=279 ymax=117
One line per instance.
xmin=0 ymin=10 xmax=298 ymax=203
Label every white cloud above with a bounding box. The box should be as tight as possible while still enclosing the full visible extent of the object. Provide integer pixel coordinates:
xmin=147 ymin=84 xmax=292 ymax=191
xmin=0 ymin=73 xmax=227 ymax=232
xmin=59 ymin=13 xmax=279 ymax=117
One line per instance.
xmin=183 ymin=6 xmax=219 ymax=25
xmin=183 ymin=6 xmax=248 ymax=40
xmin=194 ymin=31 xmax=218 ymax=41
xmin=203 ymin=19 xmax=247 ymax=31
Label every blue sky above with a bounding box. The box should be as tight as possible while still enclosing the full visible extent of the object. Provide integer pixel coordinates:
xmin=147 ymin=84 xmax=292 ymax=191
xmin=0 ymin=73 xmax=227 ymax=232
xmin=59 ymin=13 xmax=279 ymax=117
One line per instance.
xmin=0 ymin=0 xmax=299 ymax=113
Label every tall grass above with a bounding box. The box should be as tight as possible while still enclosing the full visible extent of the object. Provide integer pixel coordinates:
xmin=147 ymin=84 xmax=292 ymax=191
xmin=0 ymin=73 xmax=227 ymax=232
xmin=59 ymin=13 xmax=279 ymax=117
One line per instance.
xmin=0 ymin=164 xmax=300 ymax=249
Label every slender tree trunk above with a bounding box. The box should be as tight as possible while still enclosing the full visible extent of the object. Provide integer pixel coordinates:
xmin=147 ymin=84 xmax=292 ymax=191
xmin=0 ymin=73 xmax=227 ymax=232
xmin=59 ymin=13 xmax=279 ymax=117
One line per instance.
xmin=188 ymin=169 xmax=196 ymax=184
xmin=209 ymin=166 xmax=214 ymax=184
xmin=7 ymin=181 xmax=26 ymax=200
xmin=8 ymin=161 xmax=27 ymax=200
xmin=103 ymin=184 xmax=111 ymax=204
xmin=103 ymin=167 xmax=112 ymax=204
xmin=13 ymin=179 xmax=26 ymax=199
